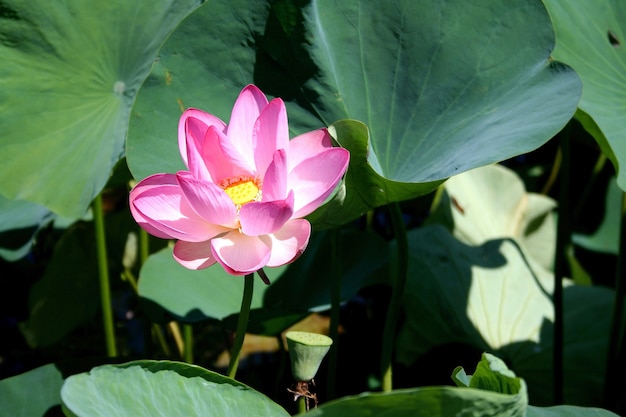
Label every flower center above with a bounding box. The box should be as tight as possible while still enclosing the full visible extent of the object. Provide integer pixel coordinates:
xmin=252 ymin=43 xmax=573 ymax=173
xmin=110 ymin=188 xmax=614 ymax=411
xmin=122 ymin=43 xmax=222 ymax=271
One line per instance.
xmin=220 ymin=176 xmax=262 ymax=206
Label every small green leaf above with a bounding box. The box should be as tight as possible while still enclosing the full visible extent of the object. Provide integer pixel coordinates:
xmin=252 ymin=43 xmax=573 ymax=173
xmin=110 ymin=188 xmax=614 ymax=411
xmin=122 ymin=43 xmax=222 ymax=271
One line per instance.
xmin=0 ymin=364 xmax=64 ymax=417
xmin=451 ymin=366 xmax=472 ymax=388
xmin=469 ymin=353 xmax=521 ymax=396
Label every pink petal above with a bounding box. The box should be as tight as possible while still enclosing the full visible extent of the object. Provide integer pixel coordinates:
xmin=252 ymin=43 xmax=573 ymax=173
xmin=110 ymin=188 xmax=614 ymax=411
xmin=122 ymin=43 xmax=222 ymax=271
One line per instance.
xmin=288 ymin=128 xmax=334 ymax=171
xmin=201 ymin=126 xmax=252 ymax=182
xmin=266 ymin=219 xmax=311 ymax=267
xmin=130 ymin=174 xmax=180 ymax=239
xmin=261 ymin=149 xmax=288 ymax=201
xmin=185 ymin=116 xmax=213 ymax=181
xmin=211 ymin=231 xmax=272 ymax=275
xmin=226 ymin=85 xmax=269 ymax=168
xmin=173 ymin=240 xmax=218 ymax=270
xmin=176 ymin=172 xmax=238 ymax=228
xmin=239 ymin=191 xmax=294 ymax=236
xmin=215 ymin=125 xmax=257 ymax=175
xmin=178 ymin=108 xmax=226 ymax=167
xmin=253 ymin=98 xmax=289 ymax=175
xmin=289 ymin=147 xmax=350 ymax=218
xmin=132 ymin=176 xmax=229 ymax=242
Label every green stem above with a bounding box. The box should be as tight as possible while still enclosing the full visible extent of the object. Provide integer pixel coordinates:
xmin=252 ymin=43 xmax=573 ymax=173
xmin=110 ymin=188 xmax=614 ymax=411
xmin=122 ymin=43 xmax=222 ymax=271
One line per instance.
xmin=381 ymin=202 xmax=409 ymax=392
xmin=553 ymin=135 xmax=570 ymax=404
xmin=298 ymin=396 xmax=307 ymax=414
xmin=227 ymin=273 xmax=255 ymax=379
xmin=603 ymin=192 xmax=626 ymax=409
xmin=93 ymin=193 xmax=117 ymax=357
xmin=571 ymin=153 xmax=606 ymax=223
xmin=326 ymin=229 xmax=341 ymax=400
xmin=139 ymin=227 xmax=149 ymax=264
xmin=183 ymin=324 xmax=194 ymax=363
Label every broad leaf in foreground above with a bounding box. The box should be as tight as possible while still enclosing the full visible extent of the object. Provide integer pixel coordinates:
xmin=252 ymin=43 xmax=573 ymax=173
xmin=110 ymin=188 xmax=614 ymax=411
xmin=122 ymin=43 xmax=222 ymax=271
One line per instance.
xmin=61 ymin=360 xmax=290 ymax=417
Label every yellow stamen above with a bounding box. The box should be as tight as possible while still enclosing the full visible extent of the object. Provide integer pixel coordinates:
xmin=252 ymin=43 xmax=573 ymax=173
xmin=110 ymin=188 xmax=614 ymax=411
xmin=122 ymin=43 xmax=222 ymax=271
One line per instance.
xmin=221 ymin=177 xmax=261 ymax=206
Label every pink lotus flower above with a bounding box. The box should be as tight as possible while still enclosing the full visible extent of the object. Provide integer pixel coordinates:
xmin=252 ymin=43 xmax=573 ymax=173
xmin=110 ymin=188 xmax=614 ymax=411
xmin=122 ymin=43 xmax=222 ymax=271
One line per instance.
xmin=129 ymin=85 xmax=349 ymax=275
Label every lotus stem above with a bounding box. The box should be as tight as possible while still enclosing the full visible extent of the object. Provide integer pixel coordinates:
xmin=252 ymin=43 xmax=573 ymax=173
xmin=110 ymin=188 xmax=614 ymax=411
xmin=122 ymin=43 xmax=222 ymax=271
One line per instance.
xmin=326 ymin=229 xmax=341 ymax=400
xmin=298 ymin=397 xmax=307 ymax=413
xmin=227 ymin=273 xmax=254 ymax=378
xmin=603 ymin=191 xmax=626 ymax=409
xmin=183 ymin=324 xmax=194 ymax=363
xmin=381 ymin=202 xmax=409 ymax=392
xmin=93 ymin=193 xmax=117 ymax=357
xmin=169 ymin=321 xmax=184 ymax=358
xmin=553 ymin=134 xmax=571 ymax=404
xmin=139 ymin=227 xmax=149 ymax=264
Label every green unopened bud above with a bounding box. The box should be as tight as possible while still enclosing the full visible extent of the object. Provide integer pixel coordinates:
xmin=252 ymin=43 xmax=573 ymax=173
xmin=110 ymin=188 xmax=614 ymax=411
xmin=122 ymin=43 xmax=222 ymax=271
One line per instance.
xmin=286 ymin=331 xmax=332 ymax=382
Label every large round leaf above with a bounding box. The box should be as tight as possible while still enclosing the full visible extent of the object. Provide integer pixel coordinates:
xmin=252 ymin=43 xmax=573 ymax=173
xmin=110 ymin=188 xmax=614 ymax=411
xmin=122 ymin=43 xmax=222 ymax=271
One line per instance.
xmin=127 ymin=0 xmax=580 ymax=225
xmin=435 ymin=164 xmax=557 ymax=271
xmin=542 ymin=0 xmax=626 ymax=190
xmin=302 ymin=386 xmax=525 ymax=417
xmin=306 ymin=354 xmax=528 ymax=417
xmin=398 ymin=166 xmax=613 ymax=406
xmin=396 ymin=224 xmax=613 ymax=407
xmin=0 ymin=0 xmax=202 ymax=217
xmin=138 ymin=230 xmax=388 ymax=334
xmin=138 ymin=247 xmax=286 ymax=323
xmin=263 ymin=229 xmax=389 ymax=313
xmin=61 ymin=360 xmax=290 ymax=417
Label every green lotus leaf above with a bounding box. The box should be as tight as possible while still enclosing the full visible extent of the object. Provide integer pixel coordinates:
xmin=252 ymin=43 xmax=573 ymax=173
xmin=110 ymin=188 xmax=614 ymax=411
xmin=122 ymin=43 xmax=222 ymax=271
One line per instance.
xmin=435 ymin=164 xmax=557 ymax=271
xmin=139 ymin=229 xmax=387 ymax=334
xmin=127 ymin=0 xmax=580 ymax=226
xmin=0 ymin=0 xmax=202 ymax=217
xmin=542 ymin=0 xmax=626 ymax=190
xmin=61 ymin=360 xmax=289 ymax=417
xmin=396 ymin=224 xmax=613 ymax=406
xmin=138 ymin=247 xmax=286 ymax=323
xmin=0 ymin=195 xmax=54 ymax=261
xmin=0 ymin=364 xmax=64 ymax=417
xmin=572 ymin=176 xmax=621 ymax=254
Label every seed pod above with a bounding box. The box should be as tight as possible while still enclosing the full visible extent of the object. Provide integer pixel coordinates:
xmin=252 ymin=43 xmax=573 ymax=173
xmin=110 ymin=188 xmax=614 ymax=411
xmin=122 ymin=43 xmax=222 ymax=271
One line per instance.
xmin=286 ymin=331 xmax=333 ymax=382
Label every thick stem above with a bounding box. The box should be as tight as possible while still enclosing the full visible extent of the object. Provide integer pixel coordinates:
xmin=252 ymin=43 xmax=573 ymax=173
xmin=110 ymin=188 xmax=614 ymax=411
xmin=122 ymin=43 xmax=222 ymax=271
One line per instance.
xmin=298 ymin=396 xmax=307 ymax=414
xmin=227 ymin=273 xmax=255 ymax=379
xmin=603 ymin=192 xmax=626 ymax=410
xmin=169 ymin=321 xmax=184 ymax=358
xmin=93 ymin=193 xmax=117 ymax=357
xmin=326 ymin=229 xmax=341 ymax=400
xmin=380 ymin=203 xmax=409 ymax=392
xmin=553 ymin=135 xmax=570 ymax=404
xmin=183 ymin=324 xmax=194 ymax=363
